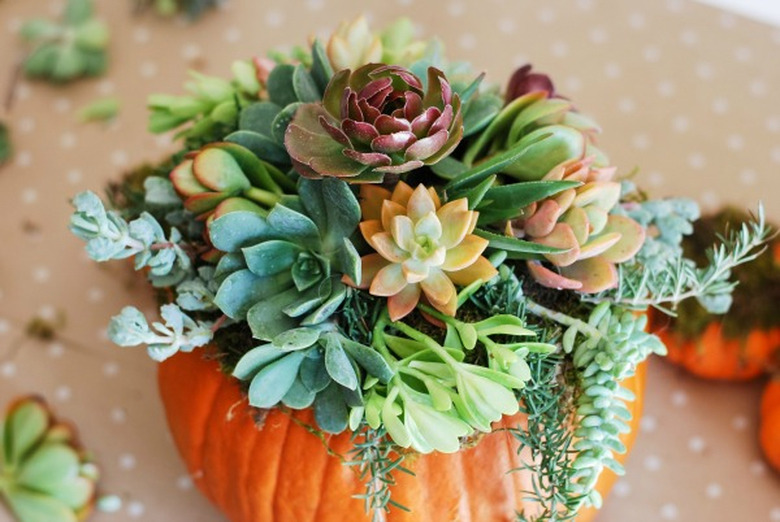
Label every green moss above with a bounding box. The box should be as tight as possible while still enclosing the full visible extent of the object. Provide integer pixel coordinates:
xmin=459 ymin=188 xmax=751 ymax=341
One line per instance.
xmin=672 ymin=208 xmax=780 ymax=339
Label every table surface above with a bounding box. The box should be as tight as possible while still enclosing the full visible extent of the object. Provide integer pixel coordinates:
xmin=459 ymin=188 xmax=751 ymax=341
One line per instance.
xmin=0 ymin=0 xmax=778 ymax=521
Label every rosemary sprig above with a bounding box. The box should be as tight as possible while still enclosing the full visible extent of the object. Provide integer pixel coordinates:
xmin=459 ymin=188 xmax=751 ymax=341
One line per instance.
xmin=346 ymin=425 xmax=413 ymax=522
xmin=593 ymin=205 xmax=772 ymax=314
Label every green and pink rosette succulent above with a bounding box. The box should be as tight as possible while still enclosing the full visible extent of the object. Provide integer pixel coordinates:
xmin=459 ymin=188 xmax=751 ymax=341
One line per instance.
xmin=285 ymin=64 xmax=463 ymax=182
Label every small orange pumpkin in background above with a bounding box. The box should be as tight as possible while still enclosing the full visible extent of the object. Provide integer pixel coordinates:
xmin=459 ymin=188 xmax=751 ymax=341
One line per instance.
xmin=649 ymin=210 xmax=780 ymax=381
xmin=760 ymin=379 xmax=780 ymax=474
xmin=158 ymin=350 xmax=647 ymax=522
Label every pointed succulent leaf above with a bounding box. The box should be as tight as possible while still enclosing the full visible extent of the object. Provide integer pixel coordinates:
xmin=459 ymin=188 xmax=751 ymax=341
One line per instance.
xmin=323 ymin=334 xmax=359 ymax=390
xmin=266 ymin=64 xmax=298 ymax=107
xmin=226 ymin=130 xmax=290 ymax=165
xmin=282 ymin=378 xmax=317 ymax=409
xmin=232 ymin=344 xmax=286 ymax=380
xmin=502 ymin=126 xmax=587 ymax=181
xmin=247 ymin=351 xmax=307 ymax=408
xmin=314 ymin=382 xmax=350 ymax=434
xmin=209 ymin=211 xmax=277 ymax=253
xmin=214 ymin=269 xmax=293 ymax=320
xmin=340 ymin=338 xmax=394 ymax=383
xmin=246 ymin=287 xmax=302 ymax=340
xmin=474 ymin=228 xmax=569 ymax=256
xmin=243 ymin=240 xmax=303 ymax=277
xmin=271 ymin=327 xmax=321 ymax=351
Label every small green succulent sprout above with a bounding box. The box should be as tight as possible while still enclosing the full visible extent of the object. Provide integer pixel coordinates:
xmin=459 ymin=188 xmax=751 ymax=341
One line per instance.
xmin=20 ymin=0 xmax=109 ymax=83
xmin=148 ymin=60 xmax=262 ymax=145
xmin=233 ymin=325 xmax=393 ymax=433
xmin=69 ymin=191 xmax=191 ymax=287
xmin=108 ymin=304 xmax=213 ymax=361
xmin=0 ymin=396 xmax=99 ymax=522
xmin=208 ymin=177 xmax=362 ymax=341
xmin=0 ymin=122 xmax=11 ymax=166
xmin=169 ymin=142 xmax=295 ymax=218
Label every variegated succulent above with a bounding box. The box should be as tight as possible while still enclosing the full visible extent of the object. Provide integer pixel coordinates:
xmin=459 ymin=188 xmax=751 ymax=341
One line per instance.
xmin=0 ymin=397 xmax=99 ymax=522
xmin=350 ymin=182 xmax=497 ymax=320
xmin=170 ymin=141 xmax=293 ymax=217
xmin=285 ymin=64 xmax=463 ymax=183
xmin=506 ymin=158 xmax=646 ymax=292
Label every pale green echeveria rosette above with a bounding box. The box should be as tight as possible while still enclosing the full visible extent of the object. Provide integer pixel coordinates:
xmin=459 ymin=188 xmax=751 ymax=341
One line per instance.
xmin=207 ymin=177 xmax=363 ymax=341
xmin=20 ymin=0 xmax=109 ymax=83
xmin=232 ymin=326 xmax=394 ymax=434
xmin=285 ymin=64 xmax=463 ymax=183
xmin=326 ymin=16 xmax=427 ymax=71
xmin=0 ymin=397 xmax=99 ymax=522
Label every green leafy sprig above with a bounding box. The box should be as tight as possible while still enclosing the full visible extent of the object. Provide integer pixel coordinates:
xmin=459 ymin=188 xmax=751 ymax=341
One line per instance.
xmin=69 ymin=191 xmax=191 ymax=287
xmin=108 ymin=304 xmax=213 ymax=362
xmin=346 ymin=424 xmax=413 ymax=522
xmin=594 ymin=204 xmax=772 ymax=314
xmin=20 ymin=0 xmax=109 ymax=83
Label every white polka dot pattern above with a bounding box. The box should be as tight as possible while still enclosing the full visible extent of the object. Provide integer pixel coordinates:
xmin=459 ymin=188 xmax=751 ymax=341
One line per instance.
xmin=0 ymin=1 xmax=778 ymax=521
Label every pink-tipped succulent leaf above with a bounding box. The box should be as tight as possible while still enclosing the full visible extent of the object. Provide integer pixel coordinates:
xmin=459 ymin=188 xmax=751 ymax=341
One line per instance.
xmin=508 ymin=158 xmax=646 ymax=293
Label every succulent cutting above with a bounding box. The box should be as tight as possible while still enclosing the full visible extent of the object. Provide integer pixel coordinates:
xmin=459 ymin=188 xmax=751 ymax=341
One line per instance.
xmin=68 ymin=16 xmax=771 ymax=521
xmin=18 ymin=0 xmax=109 ymax=83
xmin=135 ymin=0 xmax=223 ymax=19
xmin=0 ymin=397 xmax=99 ymax=522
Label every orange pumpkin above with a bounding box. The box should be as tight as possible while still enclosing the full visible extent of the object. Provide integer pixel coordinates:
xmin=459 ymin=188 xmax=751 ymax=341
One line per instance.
xmin=649 ymin=214 xmax=780 ymax=381
xmin=760 ymin=379 xmax=780 ymax=473
xmin=158 ymin=350 xmax=646 ymax=522
xmin=651 ymin=315 xmax=780 ymax=381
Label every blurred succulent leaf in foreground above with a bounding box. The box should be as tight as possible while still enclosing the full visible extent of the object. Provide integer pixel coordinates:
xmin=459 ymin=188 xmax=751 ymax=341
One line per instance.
xmin=0 ymin=396 xmax=99 ymax=522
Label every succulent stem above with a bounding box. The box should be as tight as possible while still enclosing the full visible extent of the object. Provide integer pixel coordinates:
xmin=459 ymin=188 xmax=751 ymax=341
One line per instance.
xmin=524 ymin=299 xmax=602 ymax=340
xmin=243 ymin=187 xmax=282 ymax=207
xmin=391 ymin=320 xmax=461 ymax=367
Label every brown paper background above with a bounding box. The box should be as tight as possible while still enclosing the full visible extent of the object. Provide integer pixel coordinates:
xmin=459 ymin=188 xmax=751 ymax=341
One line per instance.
xmin=0 ymin=0 xmax=778 ymax=520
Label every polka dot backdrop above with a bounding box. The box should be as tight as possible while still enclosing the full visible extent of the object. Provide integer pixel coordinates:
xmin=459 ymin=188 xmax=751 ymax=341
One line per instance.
xmin=0 ymin=0 xmax=778 ymax=520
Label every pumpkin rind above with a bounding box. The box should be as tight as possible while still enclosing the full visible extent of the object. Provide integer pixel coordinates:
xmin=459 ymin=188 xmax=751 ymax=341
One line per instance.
xmin=158 ymin=350 xmax=646 ymax=522
xmin=650 ymin=312 xmax=780 ymax=381
xmin=760 ymin=380 xmax=780 ymax=473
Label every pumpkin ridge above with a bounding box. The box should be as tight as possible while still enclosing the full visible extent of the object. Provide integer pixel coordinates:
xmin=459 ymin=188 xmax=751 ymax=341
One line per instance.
xmin=202 ymin=370 xmax=244 ymax=520
xmin=305 ymin=430 xmax=333 ymax=522
xmin=269 ymin=413 xmax=294 ymax=522
xmin=238 ymin=408 xmax=260 ymax=521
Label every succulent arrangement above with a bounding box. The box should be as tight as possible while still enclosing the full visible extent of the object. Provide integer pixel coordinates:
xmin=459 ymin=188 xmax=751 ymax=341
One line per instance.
xmin=19 ymin=0 xmax=109 ymax=83
xmin=0 ymin=396 xmax=99 ymax=522
xmin=68 ymin=16 xmax=771 ymax=521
